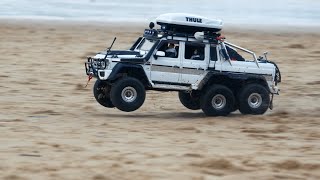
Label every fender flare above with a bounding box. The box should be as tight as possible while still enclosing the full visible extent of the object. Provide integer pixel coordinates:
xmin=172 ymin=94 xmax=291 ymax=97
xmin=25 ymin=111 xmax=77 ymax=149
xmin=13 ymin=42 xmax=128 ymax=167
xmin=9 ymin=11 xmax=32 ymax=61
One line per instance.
xmin=107 ymin=63 xmax=150 ymax=86
xmin=199 ymin=71 xmax=269 ymax=90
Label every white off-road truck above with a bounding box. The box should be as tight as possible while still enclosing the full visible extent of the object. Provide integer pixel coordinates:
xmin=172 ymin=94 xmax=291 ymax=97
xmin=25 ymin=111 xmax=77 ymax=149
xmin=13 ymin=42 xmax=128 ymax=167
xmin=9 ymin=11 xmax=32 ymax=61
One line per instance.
xmin=85 ymin=13 xmax=281 ymax=116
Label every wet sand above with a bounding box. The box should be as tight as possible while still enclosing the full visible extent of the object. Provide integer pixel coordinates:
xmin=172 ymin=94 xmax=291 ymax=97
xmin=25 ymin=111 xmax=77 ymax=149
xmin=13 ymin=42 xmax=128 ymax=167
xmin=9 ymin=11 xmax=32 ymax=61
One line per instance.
xmin=0 ymin=20 xmax=320 ymax=180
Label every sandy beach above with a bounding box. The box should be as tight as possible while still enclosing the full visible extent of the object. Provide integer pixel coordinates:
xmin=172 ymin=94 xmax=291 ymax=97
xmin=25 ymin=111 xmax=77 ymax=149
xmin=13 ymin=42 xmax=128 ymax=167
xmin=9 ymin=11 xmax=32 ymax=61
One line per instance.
xmin=0 ymin=20 xmax=320 ymax=180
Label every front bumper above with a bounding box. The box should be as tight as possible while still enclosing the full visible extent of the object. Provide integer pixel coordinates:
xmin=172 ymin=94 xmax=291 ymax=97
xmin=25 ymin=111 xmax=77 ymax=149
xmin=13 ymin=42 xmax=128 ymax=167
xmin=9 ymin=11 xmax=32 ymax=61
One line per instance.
xmin=97 ymin=69 xmax=112 ymax=80
xmin=85 ymin=57 xmax=109 ymax=77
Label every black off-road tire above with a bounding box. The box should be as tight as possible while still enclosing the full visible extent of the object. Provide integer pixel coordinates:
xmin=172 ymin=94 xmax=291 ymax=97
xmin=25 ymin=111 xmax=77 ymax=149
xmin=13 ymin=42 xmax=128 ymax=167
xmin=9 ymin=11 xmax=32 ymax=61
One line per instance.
xmin=238 ymin=84 xmax=270 ymax=115
xmin=110 ymin=77 xmax=146 ymax=112
xmin=93 ymin=79 xmax=115 ymax=108
xmin=200 ymin=85 xmax=235 ymax=116
xmin=178 ymin=91 xmax=201 ymax=110
xmin=231 ymin=103 xmax=238 ymax=113
xmin=231 ymin=91 xmax=240 ymax=113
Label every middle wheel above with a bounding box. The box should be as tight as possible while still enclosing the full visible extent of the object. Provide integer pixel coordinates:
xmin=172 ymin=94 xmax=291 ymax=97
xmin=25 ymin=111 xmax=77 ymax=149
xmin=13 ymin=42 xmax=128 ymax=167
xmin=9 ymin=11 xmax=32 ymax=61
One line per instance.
xmin=200 ymin=84 xmax=235 ymax=116
xmin=178 ymin=91 xmax=201 ymax=110
xmin=110 ymin=77 xmax=146 ymax=112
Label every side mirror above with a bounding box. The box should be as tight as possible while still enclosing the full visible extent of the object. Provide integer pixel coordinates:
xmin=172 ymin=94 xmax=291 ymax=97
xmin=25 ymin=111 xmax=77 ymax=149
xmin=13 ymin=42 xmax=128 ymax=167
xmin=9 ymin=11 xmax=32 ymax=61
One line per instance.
xmin=154 ymin=51 xmax=165 ymax=59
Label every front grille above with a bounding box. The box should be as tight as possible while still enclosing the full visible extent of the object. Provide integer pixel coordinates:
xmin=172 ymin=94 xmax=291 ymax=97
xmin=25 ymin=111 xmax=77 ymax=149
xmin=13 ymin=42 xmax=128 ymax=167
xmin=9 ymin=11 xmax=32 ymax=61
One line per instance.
xmin=85 ymin=57 xmax=109 ymax=76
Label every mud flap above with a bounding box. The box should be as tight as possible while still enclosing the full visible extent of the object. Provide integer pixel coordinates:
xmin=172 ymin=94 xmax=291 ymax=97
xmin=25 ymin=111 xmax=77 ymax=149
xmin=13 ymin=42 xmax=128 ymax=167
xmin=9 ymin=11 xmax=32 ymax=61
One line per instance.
xmin=269 ymin=94 xmax=274 ymax=110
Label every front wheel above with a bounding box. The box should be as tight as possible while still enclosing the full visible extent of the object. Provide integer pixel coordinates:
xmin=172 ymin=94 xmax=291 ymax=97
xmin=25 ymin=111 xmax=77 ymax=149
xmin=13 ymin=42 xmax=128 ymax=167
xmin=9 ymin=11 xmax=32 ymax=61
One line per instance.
xmin=93 ymin=80 xmax=115 ymax=108
xmin=238 ymin=84 xmax=270 ymax=115
xmin=200 ymin=85 xmax=235 ymax=116
xmin=110 ymin=77 xmax=146 ymax=112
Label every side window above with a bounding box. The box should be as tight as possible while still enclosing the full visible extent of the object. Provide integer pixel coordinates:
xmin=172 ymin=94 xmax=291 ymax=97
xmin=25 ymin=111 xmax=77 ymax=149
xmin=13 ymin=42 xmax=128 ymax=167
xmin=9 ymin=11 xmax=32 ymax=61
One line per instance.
xmin=210 ymin=45 xmax=217 ymax=61
xmin=185 ymin=43 xmax=205 ymax=60
xmin=226 ymin=45 xmax=246 ymax=61
xmin=157 ymin=41 xmax=179 ymax=58
xmin=130 ymin=37 xmax=143 ymax=50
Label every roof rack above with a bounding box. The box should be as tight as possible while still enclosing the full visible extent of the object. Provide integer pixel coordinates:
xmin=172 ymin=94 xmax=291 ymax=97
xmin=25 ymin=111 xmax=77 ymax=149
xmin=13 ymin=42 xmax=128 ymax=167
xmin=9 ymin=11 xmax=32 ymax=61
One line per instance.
xmin=143 ymin=28 xmax=222 ymax=44
xmin=144 ymin=13 xmax=224 ymax=43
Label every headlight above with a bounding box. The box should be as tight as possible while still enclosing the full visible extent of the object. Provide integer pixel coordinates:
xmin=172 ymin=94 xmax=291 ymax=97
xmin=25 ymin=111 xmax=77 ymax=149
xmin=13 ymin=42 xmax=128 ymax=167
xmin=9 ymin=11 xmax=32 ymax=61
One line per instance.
xmin=99 ymin=58 xmax=109 ymax=69
xmin=92 ymin=58 xmax=109 ymax=69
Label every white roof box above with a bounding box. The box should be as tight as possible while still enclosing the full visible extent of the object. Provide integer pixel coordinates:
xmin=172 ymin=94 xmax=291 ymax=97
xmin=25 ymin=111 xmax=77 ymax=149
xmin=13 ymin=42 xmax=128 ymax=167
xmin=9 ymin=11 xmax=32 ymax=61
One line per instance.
xmin=156 ymin=13 xmax=223 ymax=33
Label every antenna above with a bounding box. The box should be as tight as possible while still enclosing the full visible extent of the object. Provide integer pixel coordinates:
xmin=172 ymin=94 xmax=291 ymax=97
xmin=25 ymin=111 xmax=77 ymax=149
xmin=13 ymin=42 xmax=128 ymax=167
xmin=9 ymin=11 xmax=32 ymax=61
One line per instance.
xmin=104 ymin=37 xmax=117 ymax=59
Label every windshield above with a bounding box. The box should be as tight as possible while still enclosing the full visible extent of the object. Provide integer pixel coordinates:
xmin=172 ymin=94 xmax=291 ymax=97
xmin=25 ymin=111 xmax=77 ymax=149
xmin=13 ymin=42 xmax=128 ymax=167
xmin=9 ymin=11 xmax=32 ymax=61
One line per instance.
xmin=136 ymin=38 xmax=155 ymax=54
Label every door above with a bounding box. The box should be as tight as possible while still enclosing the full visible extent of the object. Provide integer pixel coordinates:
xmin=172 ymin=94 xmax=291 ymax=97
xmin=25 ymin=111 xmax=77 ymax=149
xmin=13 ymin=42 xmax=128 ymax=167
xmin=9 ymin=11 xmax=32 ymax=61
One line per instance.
xmin=150 ymin=40 xmax=181 ymax=83
xmin=180 ymin=42 xmax=209 ymax=84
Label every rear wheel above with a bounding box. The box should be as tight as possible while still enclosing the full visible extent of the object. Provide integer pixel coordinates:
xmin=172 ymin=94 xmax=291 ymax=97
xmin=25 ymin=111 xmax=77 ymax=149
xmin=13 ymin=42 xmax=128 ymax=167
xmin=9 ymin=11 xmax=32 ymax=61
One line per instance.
xmin=238 ymin=84 xmax=270 ymax=115
xmin=110 ymin=77 xmax=146 ymax=112
xmin=178 ymin=91 xmax=201 ymax=110
xmin=200 ymin=85 xmax=235 ymax=116
xmin=93 ymin=80 xmax=114 ymax=108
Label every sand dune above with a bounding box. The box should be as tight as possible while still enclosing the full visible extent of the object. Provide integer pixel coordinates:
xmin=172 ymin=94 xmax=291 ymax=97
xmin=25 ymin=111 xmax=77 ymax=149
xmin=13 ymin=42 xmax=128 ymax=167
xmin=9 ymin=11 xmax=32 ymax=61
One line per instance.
xmin=0 ymin=20 xmax=320 ymax=180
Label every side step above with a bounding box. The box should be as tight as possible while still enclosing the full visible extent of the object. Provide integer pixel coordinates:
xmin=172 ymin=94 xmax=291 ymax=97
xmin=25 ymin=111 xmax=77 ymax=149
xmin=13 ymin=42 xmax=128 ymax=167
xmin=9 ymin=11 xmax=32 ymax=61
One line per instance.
xmin=152 ymin=83 xmax=191 ymax=91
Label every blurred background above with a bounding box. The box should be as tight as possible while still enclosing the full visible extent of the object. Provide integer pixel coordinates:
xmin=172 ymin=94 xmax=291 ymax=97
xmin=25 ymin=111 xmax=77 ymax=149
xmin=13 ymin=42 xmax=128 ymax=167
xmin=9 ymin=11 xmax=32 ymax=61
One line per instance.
xmin=1 ymin=0 xmax=320 ymax=26
xmin=1 ymin=1 xmax=320 ymax=180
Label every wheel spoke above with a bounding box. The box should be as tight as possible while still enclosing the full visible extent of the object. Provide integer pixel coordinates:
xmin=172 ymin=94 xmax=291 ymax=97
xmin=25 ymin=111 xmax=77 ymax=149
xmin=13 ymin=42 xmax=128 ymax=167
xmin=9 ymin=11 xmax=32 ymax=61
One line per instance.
xmin=211 ymin=94 xmax=226 ymax=110
xmin=121 ymin=86 xmax=137 ymax=103
xmin=248 ymin=93 xmax=262 ymax=108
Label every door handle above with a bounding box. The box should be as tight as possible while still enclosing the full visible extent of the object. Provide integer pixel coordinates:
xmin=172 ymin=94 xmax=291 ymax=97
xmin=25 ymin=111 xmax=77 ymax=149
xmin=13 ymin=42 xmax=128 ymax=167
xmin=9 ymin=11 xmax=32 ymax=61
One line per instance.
xmin=173 ymin=65 xmax=179 ymax=68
